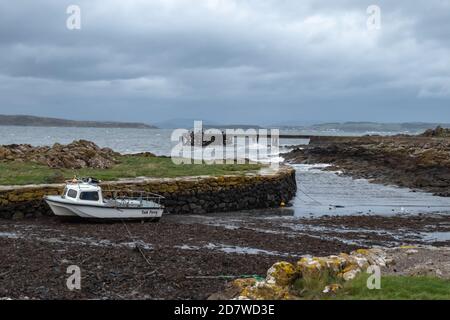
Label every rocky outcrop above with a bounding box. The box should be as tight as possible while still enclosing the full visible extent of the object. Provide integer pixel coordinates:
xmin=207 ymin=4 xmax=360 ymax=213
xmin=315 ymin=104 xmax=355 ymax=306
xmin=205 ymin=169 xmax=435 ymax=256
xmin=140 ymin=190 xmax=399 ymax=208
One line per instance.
xmin=210 ymin=248 xmax=391 ymax=300
xmin=0 ymin=166 xmax=297 ymax=219
xmin=210 ymin=245 xmax=450 ymax=300
xmin=0 ymin=140 xmax=120 ymax=169
xmin=284 ymin=135 xmax=450 ymax=196
xmin=420 ymin=126 xmax=450 ymax=138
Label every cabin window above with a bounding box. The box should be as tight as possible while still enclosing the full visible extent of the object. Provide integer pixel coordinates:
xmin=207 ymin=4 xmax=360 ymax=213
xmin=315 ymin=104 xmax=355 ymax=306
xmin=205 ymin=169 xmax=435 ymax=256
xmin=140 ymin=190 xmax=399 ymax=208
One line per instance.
xmin=67 ymin=189 xmax=78 ymax=198
xmin=80 ymin=191 xmax=99 ymax=201
xmin=62 ymin=187 xmax=68 ymax=197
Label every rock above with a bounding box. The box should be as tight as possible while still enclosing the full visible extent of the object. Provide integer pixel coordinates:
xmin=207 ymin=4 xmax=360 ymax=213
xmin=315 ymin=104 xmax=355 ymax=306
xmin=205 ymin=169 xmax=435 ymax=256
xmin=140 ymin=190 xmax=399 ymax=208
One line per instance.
xmin=342 ymin=268 xmax=361 ymax=281
xmin=400 ymin=245 xmax=418 ymax=249
xmin=296 ymin=257 xmax=322 ymax=277
xmin=0 ymin=140 xmax=120 ymax=169
xmin=238 ymin=282 xmax=297 ymax=300
xmin=220 ymin=247 xmax=395 ymax=300
xmin=420 ymin=126 xmax=450 ymax=138
xmin=266 ymin=262 xmax=297 ymax=286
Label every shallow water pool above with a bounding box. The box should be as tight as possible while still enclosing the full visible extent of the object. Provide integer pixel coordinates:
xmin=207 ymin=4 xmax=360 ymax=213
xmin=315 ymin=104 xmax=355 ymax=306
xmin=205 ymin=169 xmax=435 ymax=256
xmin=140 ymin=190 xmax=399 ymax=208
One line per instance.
xmin=291 ymin=164 xmax=450 ymax=217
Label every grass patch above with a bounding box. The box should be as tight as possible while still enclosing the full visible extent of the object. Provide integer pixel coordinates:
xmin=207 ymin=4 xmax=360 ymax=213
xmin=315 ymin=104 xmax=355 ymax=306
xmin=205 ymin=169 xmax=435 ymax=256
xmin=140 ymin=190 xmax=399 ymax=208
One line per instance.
xmin=332 ymin=274 xmax=450 ymax=300
xmin=291 ymin=272 xmax=450 ymax=300
xmin=0 ymin=156 xmax=263 ymax=185
xmin=292 ymin=270 xmax=340 ymax=299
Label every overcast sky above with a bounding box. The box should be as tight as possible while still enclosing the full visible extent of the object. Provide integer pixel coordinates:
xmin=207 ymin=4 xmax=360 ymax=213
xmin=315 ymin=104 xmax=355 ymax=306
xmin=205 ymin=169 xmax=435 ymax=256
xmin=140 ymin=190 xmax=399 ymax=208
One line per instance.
xmin=0 ymin=0 xmax=449 ymax=125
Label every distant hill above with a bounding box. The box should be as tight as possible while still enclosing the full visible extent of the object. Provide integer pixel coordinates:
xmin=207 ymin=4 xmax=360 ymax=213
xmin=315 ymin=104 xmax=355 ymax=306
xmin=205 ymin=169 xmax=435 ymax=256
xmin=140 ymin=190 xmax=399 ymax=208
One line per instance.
xmin=0 ymin=115 xmax=157 ymax=129
xmin=277 ymin=122 xmax=450 ymax=133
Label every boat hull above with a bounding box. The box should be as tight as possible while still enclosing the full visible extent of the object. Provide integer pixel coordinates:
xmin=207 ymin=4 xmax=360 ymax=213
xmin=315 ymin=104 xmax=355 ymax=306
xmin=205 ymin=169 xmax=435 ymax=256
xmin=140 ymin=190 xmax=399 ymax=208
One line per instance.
xmin=46 ymin=200 xmax=78 ymax=217
xmin=45 ymin=197 xmax=163 ymax=220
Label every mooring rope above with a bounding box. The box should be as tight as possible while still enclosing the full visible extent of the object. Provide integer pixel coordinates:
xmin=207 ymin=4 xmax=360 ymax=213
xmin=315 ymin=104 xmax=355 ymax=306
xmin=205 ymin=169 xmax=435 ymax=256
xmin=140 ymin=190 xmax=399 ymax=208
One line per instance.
xmin=121 ymin=219 xmax=152 ymax=267
xmin=296 ymin=187 xmax=324 ymax=206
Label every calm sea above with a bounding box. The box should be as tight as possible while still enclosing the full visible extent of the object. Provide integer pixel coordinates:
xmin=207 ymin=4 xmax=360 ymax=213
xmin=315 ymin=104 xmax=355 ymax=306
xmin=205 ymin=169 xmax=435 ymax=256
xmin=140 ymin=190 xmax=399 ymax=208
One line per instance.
xmin=0 ymin=126 xmax=175 ymax=155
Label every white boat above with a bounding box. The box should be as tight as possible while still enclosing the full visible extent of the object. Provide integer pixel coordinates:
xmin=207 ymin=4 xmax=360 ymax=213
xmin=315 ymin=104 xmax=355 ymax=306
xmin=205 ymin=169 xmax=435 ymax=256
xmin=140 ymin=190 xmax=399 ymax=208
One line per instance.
xmin=44 ymin=178 xmax=164 ymax=220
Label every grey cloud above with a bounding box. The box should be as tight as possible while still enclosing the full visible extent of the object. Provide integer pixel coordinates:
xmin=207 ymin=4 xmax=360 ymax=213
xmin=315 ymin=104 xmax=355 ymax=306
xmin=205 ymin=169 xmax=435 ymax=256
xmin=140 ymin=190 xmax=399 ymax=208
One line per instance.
xmin=0 ymin=0 xmax=449 ymax=124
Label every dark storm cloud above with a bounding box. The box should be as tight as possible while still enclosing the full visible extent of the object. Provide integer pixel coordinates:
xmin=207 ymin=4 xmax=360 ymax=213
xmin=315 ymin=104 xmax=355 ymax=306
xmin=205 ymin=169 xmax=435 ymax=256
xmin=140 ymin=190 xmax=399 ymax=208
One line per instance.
xmin=0 ymin=0 xmax=449 ymax=124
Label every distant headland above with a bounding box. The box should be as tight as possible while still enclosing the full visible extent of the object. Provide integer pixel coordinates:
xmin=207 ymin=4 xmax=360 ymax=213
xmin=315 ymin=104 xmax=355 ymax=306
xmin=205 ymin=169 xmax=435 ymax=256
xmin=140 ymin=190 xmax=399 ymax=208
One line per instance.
xmin=277 ymin=121 xmax=450 ymax=133
xmin=0 ymin=114 xmax=157 ymax=129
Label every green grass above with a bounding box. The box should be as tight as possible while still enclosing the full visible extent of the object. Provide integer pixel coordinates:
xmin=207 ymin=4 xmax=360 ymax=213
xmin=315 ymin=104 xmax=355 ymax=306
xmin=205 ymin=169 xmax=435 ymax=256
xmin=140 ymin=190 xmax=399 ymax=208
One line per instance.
xmin=333 ymin=274 xmax=450 ymax=300
xmin=292 ymin=270 xmax=341 ymax=299
xmin=292 ymin=272 xmax=450 ymax=300
xmin=0 ymin=156 xmax=263 ymax=185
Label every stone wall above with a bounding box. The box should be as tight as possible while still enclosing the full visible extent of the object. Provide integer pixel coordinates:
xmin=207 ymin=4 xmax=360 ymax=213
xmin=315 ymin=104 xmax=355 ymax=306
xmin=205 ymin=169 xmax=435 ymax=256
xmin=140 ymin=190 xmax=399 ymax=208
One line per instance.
xmin=0 ymin=166 xmax=296 ymax=219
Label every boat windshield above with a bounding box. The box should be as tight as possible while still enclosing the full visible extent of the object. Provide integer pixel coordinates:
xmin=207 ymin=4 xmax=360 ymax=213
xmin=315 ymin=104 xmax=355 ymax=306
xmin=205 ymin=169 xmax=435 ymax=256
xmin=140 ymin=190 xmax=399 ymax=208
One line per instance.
xmin=80 ymin=191 xmax=100 ymax=201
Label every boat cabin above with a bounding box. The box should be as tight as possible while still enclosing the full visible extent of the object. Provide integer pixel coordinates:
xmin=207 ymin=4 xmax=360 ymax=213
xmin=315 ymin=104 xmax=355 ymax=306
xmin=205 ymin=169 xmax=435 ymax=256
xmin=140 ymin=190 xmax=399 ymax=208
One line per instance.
xmin=62 ymin=182 xmax=104 ymax=204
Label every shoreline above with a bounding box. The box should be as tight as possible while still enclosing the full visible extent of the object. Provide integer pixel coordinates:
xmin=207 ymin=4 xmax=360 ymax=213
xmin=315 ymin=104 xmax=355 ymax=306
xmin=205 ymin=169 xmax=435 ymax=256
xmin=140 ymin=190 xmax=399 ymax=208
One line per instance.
xmin=283 ymin=135 xmax=450 ymax=196
xmin=0 ymin=211 xmax=448 ymax=299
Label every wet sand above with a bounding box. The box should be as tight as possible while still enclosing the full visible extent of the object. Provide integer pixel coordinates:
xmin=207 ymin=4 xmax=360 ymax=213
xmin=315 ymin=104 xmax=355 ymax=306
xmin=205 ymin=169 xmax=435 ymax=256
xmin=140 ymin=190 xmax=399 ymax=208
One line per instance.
xmin=1 ymin=211 xmax=449 ymax=299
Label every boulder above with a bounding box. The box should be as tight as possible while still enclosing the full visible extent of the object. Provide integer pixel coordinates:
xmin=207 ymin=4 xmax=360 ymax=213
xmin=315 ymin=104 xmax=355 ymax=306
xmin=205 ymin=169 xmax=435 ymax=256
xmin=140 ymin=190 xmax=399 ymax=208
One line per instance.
xmin=266 ymin=261 xmax=297 ymax=286
xmin=214 ymin=248 xmax=393 ymax=300
xmin=420 ymin=126 xmax=450 ymax=138
xmin=0 ymin=140 xmax=120 ymax=169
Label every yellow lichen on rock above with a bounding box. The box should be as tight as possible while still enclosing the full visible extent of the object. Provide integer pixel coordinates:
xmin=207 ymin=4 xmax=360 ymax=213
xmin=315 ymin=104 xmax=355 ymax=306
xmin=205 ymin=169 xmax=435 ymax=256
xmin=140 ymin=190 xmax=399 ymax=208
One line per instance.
xmin=296 ymin=255 xmax=349 ymax=280
xmin=321 ymin=255 xmax=348 ymax=273
xmin=296 ymin=257 xmax=324 ymax=279
xmin=233 ymin=278 xmax=257 ymax=291
xmin=239 ymin=282 xmax=297 ymax=300
xmin=228 ymin=248 xmax=394 ymax=300
xmin=351 ymin=248 xmax=388 ymax=267
xmin=354 ymin=248 xmax=370 ymax=255
xmin=266 ymin=261 xmax=298 ymax=286
xmin=400 ymin=245 xmax=418 ymax=249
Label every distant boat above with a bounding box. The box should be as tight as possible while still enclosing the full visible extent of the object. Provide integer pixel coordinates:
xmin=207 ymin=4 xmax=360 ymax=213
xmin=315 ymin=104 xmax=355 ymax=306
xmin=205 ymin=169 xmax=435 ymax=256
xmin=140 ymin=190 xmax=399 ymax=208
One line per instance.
xmin=44 ymin=178 xmax=164 ymax=221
